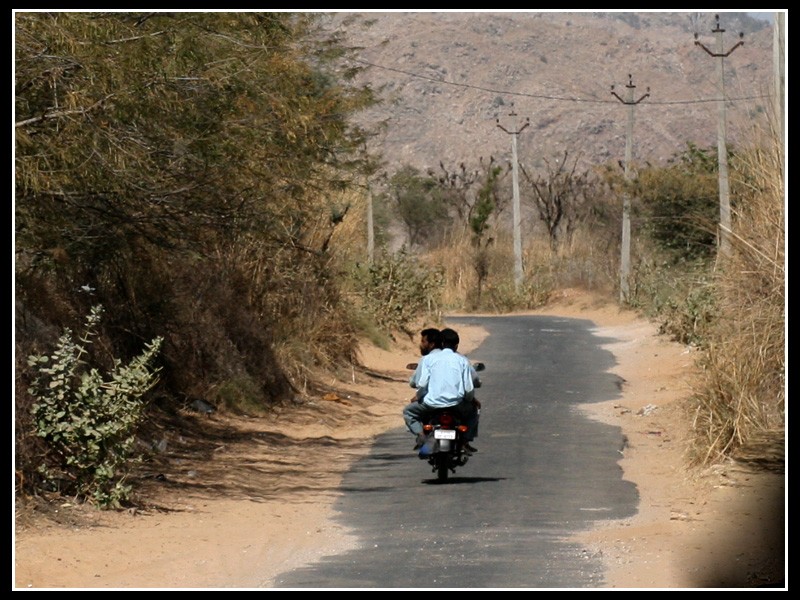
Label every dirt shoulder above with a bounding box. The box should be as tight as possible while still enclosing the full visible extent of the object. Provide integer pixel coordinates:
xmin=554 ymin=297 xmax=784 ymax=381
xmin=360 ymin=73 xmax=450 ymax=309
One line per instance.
xmin=13 ymin=289 xmax=786 ymax=589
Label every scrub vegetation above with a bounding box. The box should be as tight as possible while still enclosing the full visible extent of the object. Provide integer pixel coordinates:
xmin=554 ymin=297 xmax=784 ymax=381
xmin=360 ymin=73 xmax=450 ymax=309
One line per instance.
xmin=15 ymin=12 xmax=784 ymax=508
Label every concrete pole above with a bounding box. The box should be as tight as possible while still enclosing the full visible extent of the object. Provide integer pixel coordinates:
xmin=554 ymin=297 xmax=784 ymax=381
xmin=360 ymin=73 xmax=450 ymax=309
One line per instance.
xmin=611 ymin=75 xmax=649 ymax=304
xmin=510 ymin=131 xmax=523 ymax=290
xmin=367 ymin=192 xmax=374 ymax=264
xmin=694 ymin=14 xmax=744 ymax=259
xmin=774 ymin=12 xmax=786 ymax=181
xmin=714 ymin=28 xmax=732 ymax=258
xmin=621 ymin=85 xmax=634 ymax=303
xmin=497 ymin=109 xmax=530 ymax=292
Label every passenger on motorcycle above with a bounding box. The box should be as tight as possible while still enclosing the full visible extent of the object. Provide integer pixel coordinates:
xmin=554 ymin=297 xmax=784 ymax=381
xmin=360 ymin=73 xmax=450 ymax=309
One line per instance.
xmin=408 ymin=327 xmax=443 ymax=390
xmin=403 ymin=327 xmax=480 ymax=452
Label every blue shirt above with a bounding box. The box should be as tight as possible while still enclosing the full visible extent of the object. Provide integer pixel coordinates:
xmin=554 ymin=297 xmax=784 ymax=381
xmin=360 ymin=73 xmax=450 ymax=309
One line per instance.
xmin=409 ymin=348 xmax=441 ymax=390
xmin=417 ymin=348 xmax=475 ymax=408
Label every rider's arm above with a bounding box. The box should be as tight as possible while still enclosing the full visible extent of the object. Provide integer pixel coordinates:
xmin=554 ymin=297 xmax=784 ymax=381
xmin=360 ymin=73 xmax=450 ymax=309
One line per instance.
xmin=415 ymin=358 xmax=432 ymax=401
xmin=409 ymin=364 xmax=423 ymax=388
xmin=470 ymin=365 xmax=482 ymax=388
xmin=462 ymin=359 xmax=475 ymax=401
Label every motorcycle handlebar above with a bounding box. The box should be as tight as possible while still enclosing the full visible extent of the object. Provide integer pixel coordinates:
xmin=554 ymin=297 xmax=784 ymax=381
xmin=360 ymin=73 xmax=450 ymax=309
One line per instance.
xmin=406 ymin=361 xmax=486 ymax=371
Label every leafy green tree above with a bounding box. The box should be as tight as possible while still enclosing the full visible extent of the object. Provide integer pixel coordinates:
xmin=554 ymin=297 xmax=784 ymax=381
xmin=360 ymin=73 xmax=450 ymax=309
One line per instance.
xmin=633 ymin=143 xmax=720 ymax=262
xmin=430 ymin=159 xmax=509 ymax=234
xmin=15 ymin=12 xmax=380 ymax=499
xmin=468 ymin=159 xmax=504 ymax=305
xmin=431 ymin=162 xmax=480 ymax=227
xmin=383 ymin=165 xmax=449 ymax=249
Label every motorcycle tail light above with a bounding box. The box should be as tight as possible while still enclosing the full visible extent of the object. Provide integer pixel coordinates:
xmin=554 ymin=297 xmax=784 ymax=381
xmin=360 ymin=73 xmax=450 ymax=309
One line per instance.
xmin=457 ymin=425 xmax=468 ymax=433
xmin=439 ymin=413 xmax=454 ymax=427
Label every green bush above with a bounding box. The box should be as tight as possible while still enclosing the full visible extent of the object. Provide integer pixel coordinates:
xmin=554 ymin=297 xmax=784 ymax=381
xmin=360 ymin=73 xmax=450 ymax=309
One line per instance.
xmin=384 ymin=165 xmax=451 ymax=250
xmin=634 ymin=143 xmax=721 ymax=263
xmin=27 ymin=305 xmax=163 ymax=508
xmin=627 ymin=256 xmax=717 ymax=346
xmin=656 ymin=278 xmax=718 ymax=346
xmin=355 ymin=249 xmax=443 ymax=333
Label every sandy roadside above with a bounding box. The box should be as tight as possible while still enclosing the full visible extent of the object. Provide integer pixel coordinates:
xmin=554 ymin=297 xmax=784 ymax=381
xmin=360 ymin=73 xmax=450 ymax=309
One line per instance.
xmin=13 ymin=290 xmax=786 ymax=589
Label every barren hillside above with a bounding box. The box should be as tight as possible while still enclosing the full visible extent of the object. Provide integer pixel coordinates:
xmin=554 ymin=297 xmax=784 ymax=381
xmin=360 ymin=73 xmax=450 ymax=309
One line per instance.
xmin=323 ymin=11 xmax=774 ymax=175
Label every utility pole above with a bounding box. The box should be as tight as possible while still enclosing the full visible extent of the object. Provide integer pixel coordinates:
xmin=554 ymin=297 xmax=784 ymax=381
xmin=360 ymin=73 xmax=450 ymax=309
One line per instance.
xmin=361 ymin=140 xmax=375 ymax=264
xmin=774 ymin=12 xmax=786 ymax=182
xmin=611 ymin=74 xmax=649 ymax=304
xmin=694 ymin=14 xmax=744 ymax=259
xmin=367 ymin=190 xmax=374 ymax=264
xmin=496 ymin=107 xmax=530 ymax=292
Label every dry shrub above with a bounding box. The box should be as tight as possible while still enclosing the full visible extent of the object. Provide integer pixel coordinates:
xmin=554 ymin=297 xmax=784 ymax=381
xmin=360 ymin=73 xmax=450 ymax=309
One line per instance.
xmin=424 ymin=223 xmax=617 ymax=312
xmin=425 ymin=229 xmax=526 ymax=312
xmin=425 ymin=231 xmax=475 ymax=310
xmin=326 ymin=188 xmax=371 ymax=265
xmin=687 ymin=116 xmax=785 ymax=468
xmin=224 ymin=188 xmax=369 ymax=399
xmin=540 ymin=230 xmax=618 ymax=294
xmin=327 ymin=188 xmax=446 ymax=345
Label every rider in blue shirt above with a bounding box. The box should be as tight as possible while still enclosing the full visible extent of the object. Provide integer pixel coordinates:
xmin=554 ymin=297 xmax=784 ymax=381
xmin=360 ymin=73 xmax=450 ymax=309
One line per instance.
xmin=408 ymin=327 xmax=442 ymax=392
xmin=403 ymin=327 xmax=480 ymax=452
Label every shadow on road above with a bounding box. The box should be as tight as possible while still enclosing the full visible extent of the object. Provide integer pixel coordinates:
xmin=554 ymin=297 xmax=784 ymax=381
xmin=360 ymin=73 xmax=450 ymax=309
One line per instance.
xmin=421 ymin=476 xmax=505 ymax=485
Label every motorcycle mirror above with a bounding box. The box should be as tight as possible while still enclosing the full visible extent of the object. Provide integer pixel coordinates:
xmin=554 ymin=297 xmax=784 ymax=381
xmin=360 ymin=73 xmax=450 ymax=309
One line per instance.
xmin=406 ymin=363 xmax=418 ymax=370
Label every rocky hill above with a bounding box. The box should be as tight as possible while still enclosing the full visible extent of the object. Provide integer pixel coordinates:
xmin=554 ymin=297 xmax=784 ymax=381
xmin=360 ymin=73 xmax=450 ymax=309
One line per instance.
xmin=322 ymin=11 xmax=776 ymax=176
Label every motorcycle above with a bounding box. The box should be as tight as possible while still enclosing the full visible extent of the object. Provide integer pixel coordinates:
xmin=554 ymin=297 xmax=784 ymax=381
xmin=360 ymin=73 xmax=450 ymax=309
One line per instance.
xmin=406 ymin=361 xmax=484 ymax=482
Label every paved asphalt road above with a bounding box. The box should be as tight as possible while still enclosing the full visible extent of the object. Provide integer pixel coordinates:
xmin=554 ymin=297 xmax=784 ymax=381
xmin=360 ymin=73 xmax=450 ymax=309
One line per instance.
xmin=275 ymin=315 xmax=638 ymax=589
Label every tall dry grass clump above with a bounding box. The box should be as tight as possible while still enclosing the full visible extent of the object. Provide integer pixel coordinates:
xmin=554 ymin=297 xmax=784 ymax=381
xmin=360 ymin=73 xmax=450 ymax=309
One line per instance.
xmin=266 ymin=186 xmax=369 ymax=391
xmin=687 ymin=118 xmax=785 ymax=469
xmin=426 ymin=229 xmax=550 ymax=312
xmin=426 ymin=222 xmax=617 ymax=313
xmin=426 ymin=231 xmax=476 ymax=310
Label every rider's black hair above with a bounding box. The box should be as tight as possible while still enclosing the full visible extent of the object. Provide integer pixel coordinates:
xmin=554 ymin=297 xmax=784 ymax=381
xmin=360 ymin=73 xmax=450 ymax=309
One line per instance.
xmin=421 ymin=328 xmax=442 ymax=348
xmin=440 ymin=328 xmax=459 ymax=350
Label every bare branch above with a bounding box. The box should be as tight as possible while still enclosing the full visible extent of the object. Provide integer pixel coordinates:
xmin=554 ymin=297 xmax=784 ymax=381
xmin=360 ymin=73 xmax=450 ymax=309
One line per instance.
xmin=101 ymin=30 xmax=167 ymax=45
xmin=15 ymin=93 xmax=115 ymax=128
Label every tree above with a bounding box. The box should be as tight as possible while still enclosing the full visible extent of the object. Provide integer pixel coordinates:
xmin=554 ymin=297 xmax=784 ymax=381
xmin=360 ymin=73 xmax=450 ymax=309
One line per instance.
xmin=468 ymin=159 xmax=504 ymax=306
xmin=520 ymin=150 xmax=592 ymax=252
xmin=15 ymin=12 xmax=380 ymax=498
xmin=383 ymin=165 xmax=449 ymax=249
xmin=429 ymin=159 xmax=509 ymax=233
xmin=633 ymin=143 xmax=720 ymax=262
xmin=15 ymin=12 xmax=376 ymax=268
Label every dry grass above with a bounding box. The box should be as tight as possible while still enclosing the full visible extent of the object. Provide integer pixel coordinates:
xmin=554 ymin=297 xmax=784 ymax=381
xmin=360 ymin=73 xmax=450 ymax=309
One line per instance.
xmin=424 ymin=231 xmax=475 ymax=309
xmin=421 ymin=226 xmax=616 ymax=313
xmin=686 ymin=112 xmax=785 ymax=468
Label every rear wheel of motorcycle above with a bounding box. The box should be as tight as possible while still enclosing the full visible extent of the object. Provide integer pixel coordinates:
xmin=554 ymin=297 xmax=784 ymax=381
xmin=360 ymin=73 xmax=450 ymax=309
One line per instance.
xmin=435 ymin=456 xmax=449 ymax=482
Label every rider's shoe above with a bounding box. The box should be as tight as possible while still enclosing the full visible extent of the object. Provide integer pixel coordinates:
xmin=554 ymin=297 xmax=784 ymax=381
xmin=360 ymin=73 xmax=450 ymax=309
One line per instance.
xmin=418 ymin=439 xmax=435 ymax=457
xmin=464 ymin=442 xmax=478 ymax=454
xmin=413 ymin=432 xmax=427 ymax=450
